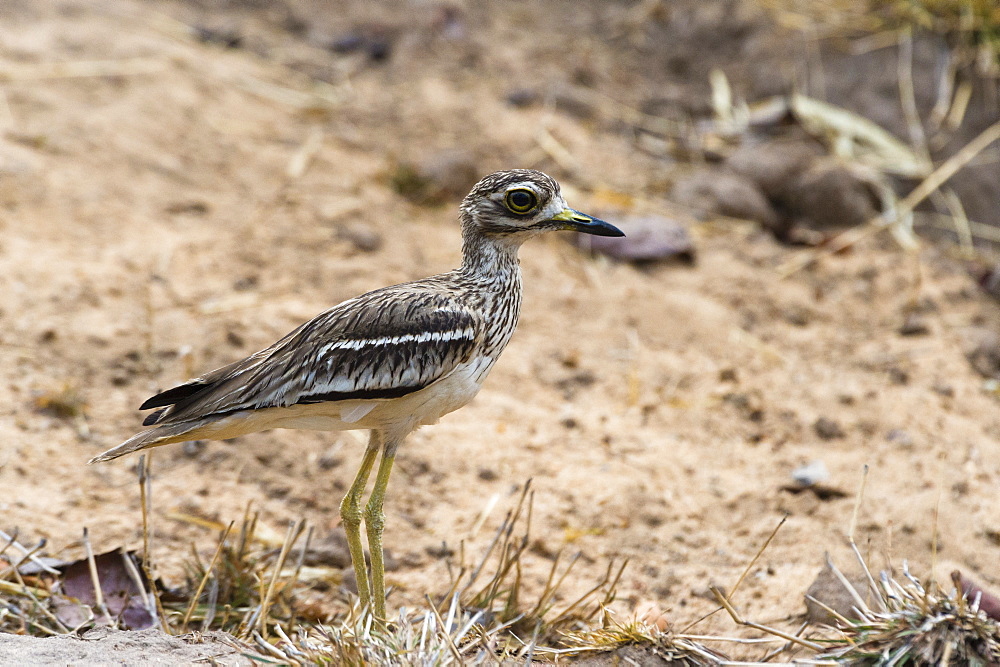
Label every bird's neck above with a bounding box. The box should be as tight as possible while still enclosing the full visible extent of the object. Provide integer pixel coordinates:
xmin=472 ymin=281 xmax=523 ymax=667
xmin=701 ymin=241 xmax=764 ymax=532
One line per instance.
xmin=459 ymin=230 xmax=523 ymax=287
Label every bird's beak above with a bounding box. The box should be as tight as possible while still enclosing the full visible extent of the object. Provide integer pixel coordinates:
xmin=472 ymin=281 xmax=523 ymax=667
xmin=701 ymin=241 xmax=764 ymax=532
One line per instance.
xmin=548 ymin=208 xmax=625 ymax=237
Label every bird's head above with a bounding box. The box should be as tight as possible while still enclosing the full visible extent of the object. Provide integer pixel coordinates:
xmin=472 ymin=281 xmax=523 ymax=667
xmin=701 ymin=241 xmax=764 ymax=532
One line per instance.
xmin=459 ymin=169 xmax=623 ymax=241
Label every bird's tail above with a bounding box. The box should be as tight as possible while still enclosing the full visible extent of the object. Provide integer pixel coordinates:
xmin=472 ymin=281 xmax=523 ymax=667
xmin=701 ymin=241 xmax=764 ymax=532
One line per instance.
xmin=88 ymin=418 xmax=215 ymax=463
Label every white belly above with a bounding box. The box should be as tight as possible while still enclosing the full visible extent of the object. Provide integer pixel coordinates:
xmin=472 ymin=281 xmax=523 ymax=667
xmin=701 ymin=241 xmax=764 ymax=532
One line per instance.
xmin=231 ymin=356 xmax=496 ymax=437
xmin=362 ymin=355 xmax=494 ymax=432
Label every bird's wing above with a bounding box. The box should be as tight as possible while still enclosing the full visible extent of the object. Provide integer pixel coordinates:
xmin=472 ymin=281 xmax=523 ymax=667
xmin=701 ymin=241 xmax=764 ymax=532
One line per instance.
xmin=141 ymin=287 xmax=481 ymax=425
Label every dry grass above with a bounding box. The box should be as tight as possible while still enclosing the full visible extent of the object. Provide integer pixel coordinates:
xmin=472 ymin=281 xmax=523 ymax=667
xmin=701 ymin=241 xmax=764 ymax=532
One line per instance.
xmin=0 ymin=479 xmax=725 ymax=664
xmin=762 ymin=0 xmax=1000 ymax=74
xmin=260 ymin=482 xmax=723 ymax=665
xmin=817 ymin=564 xmax=1000 ymax=665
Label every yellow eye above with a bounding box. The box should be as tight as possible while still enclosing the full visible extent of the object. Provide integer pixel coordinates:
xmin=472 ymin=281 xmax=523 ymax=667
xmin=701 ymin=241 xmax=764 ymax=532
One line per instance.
xmin=504 ymin=188 xmax=537 ymax=214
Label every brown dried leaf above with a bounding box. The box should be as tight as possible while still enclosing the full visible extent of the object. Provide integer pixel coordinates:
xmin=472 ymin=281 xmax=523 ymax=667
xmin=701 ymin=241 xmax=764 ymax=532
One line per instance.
xmin=54 ymin=549 xmax=154 ymax=630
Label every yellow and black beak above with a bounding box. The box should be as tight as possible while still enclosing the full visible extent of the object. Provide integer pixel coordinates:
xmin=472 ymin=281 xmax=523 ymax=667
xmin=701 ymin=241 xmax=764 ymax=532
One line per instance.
xmin=548 ymin=208 xmax=625 ymax=237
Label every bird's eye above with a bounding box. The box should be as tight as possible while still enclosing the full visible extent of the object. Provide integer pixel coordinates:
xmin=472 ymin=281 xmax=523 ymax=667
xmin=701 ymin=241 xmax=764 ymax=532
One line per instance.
xmin=504 ymin=189 xmax=537 ymax=214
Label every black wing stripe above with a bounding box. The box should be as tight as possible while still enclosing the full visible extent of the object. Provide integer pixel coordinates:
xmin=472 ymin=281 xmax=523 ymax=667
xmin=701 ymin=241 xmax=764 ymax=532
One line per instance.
xmin=296 ymin=385 xmax=421 ymax=404
xmin=139 ymin=382 xmax=212 ymax=410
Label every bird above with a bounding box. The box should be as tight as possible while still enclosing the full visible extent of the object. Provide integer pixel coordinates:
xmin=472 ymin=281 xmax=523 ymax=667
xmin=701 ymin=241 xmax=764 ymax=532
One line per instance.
xmin=90 ymin=169 xmax=624 ymax=619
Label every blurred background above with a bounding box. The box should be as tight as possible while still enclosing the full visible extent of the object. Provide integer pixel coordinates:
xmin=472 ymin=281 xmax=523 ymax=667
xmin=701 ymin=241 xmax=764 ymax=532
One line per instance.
xmin=1 ymin=0 xmax=999 ymax=659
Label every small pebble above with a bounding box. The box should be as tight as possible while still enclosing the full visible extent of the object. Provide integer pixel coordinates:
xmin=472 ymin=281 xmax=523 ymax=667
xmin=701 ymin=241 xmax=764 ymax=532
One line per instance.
xmin=506 ymin=88 xmax=539 ymax=108
xmin=885 ymin=429 xmax=913 ymax=448
xmin=804 ymin=563 xmax=868 ymax=624
xmin=182 ymin=441 xmax=206 ymax=457
xmin=931 ymin=383 xmax=954 ymax=397
xmin=791 ymin=460 xmax=829 ymax=487
xmin=814 ymin=417 xmax=845 ymax=440
xmin=338 ymin=224 xmax=383 ymax=253
xmin=899 ymin=313 xmax=930 ymax=336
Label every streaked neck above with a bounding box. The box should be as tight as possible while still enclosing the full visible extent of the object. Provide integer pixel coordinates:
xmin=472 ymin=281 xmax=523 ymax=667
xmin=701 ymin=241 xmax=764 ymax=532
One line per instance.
xmin=459 ymin=229 xmax=522 ymax=283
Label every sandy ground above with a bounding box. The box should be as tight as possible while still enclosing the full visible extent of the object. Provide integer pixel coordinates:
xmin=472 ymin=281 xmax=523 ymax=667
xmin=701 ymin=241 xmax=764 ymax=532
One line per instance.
xmin=0 ymin=628 xmax=251 ymax=665
xmin=2 ymin=0 xmax=1000 ymax=661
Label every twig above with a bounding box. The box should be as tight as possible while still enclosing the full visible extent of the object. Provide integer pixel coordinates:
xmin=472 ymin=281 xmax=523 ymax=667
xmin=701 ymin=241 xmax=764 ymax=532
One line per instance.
xmin=285 ymin=126 xmax=324 ymax=180
xmin=120 ymin=550 xmax=157 ymax=627
xmin=709 ymin=585 xmax=824 ymax=651
xmin=10 ymin=568 xmax=69 ymax=633
xmin=0 ymin=58 xmax=168 ymax=82
xmin=468 ymin=492 xmax=501 ymax=538
xmin=898 ymin=120 xmax=1000 ymax=213
xmin=0 ymin=529 xmax=60 ymax=576
xmin=914 ymin=211 xmax=1000 ymax=244
xmin=425 ymin=595 xmax=463 ymax=663
xmin=181 ymin=522 xmax=234 ymax=632
xmin=0 ymin=538 xmax=51 ymax=580
xmin=0 ymin=579 xmax=51 ymax=599
xmin=82 ymin=528 xmax=112 ymax=624
xmin=731 ymin=514 xmax=788 ymax=600
xmin=138 ymin=454 xmax=169 ymax=632
xmin=257 ymin=519 xmax=306 ymax=636
xmin=897 ymin=28 xmax=930 ymax=166
xmin=824 ymin=554 xmax=872 ymax=617
xmin=847 ymin=465 xmax=868 ymax=543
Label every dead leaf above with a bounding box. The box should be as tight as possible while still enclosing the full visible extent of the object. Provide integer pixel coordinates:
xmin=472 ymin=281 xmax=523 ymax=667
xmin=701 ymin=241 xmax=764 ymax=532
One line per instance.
xmin=54 ymin=549 xmax=154 ymax=630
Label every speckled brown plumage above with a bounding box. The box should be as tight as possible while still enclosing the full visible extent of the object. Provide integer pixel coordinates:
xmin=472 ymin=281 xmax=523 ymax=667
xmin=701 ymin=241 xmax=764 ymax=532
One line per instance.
xmin=90 ymin=169 xmax=623 ymax=618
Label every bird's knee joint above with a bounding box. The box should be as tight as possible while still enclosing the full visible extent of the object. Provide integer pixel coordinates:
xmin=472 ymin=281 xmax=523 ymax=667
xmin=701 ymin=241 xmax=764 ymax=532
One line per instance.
xmin=340 ymin=499 xmax=364 ymax=529
xmin=363 ymin=505 xmax=385 ymax=533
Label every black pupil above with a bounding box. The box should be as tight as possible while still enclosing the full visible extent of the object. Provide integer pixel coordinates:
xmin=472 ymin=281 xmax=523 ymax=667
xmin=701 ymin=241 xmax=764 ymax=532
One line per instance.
xmin=510 ymin=191 xmax=532 ymax=209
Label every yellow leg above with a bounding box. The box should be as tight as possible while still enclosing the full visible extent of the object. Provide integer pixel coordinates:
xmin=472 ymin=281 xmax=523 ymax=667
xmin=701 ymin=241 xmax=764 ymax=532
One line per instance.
xmin=339 ymin=431 xmax=381 ymax=613
xmin=364 ymin=449 xmax=396 ymax=620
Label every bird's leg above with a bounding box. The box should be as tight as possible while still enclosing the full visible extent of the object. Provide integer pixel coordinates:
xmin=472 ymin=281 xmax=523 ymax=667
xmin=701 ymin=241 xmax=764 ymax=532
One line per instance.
xmin=339 ymin=431 xmax=381 ymax=613
xmin=363 ymin=440 xmax=398 ymax=620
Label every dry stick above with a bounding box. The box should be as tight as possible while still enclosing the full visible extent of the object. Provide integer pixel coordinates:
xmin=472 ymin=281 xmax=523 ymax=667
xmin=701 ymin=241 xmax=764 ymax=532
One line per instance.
xmin=462 ymin=481 xmax=531 ymax=598
xmin=550 ymin=558 xmax=621 ymax=627
xmin=936 ymin=189 xmax=975 ymax=257
xmin=0 ymin=58 xmax=168 ymax=82
xmin=252 ymin=631 xmax=295 ymax=663
xmin=257 ymin=519 xmax=306 ymax=636
xmin=290 ymin=525 xmax=314 ymax=587
xmin=82 ymin=528 xmax=112 ymax=624
xmin=731 ymin=514 xmax=788 ymax=599
xmin=0 ymin=529 xmax=59 ymax=576
xmin=929 ymin=489 xmax=942 ymax=591
xmin=0 ymin=538 xmax=49 ymax=580
xmin=845 ymin=465 xmax=885 ymax=613
xmin=285 ymin=126 xmax=324 ymax=181
xmin=709 ymin=585 xmax=824 ymax=652
xmin=928 ymin=43 xmax=956 ymax=133
xmin=181 ymin=521 xmax=234 ymax=633
xmin=759 ymin=620 xmax=813 ymax=662
xmin=803 ymin=594 xmax=857 ymax=631
xmin=10 ymin=568 xmax=68 ymax=633
xmin=945 ymin=81 xmax=973 ymax=133
xmin=425 ymin=595 xmax=463 ymax=664
xmin=847 ymin=465 xmax=868 ymax=547
xmin=897 ymin=28 xmax=931 ymax=166
xmin=0 ymin=528 xmax=18 ymax=562
xmin=915 ymin=211 xmax=1000 ymax=244
xmin=825 ymin=554 xmax=872 ymax=618
xmin=120 ymin=551 xmax=156 ymax=626
xmin=201 ymin=578 xmax=220 ymax=632
xmin=778 ymin=119 xmax=1000 ymax=279
xmin=0 ymin=579 xmax=51 ymax=599
xmin=469 ymin=492 xmax=501 ymax=538
xmin=679 ymin=514 xmax=788 ymax=635
xmin=138 ymin=454 xmax=169 ymax=632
